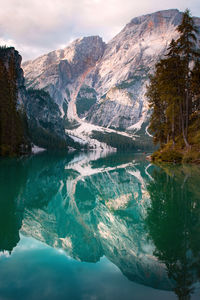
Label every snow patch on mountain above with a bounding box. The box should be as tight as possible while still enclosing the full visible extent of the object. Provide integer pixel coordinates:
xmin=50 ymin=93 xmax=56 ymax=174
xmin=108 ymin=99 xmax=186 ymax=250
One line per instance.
xmin=22 ymin=9 xmax=200 ymax=148
xmin=66 ymin=120 xmax=136 ymax=150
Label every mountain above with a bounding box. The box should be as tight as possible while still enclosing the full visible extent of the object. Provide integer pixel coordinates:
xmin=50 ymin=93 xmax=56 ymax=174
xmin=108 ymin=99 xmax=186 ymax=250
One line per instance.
xmin=85 ymin=9 xmax=183 ymax=129
xmin=0 ymin=46 xmax=79 ymax=154
xmin=22 ymin=9 xmax=200 ymax=149
xmin=25 ymin=88 xmax=69 ymax=150
xmin=23 ymin=36 xmax=106 ymax=118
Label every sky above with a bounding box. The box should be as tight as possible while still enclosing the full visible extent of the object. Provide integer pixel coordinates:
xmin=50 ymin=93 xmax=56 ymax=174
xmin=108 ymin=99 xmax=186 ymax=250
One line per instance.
xmin=0 ymin=0 xmax=200 ymax=61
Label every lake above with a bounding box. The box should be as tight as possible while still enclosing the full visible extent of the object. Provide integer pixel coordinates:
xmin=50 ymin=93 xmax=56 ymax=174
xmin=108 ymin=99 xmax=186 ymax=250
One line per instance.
xmin=0 ymin=151 xmax=200 ymax=300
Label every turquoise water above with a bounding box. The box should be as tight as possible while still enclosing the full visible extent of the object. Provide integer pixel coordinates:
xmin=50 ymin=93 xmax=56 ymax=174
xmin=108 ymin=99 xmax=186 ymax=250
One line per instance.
xmin=0 ymin=151 xmax=200 ymax=300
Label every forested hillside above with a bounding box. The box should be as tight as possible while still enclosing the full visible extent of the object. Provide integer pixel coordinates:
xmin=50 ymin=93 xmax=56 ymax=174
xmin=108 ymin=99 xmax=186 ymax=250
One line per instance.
xmin=0 ymin=46 xmax=30 ymax=156
xmin=147 ymin=10 xmax=200 ymax=163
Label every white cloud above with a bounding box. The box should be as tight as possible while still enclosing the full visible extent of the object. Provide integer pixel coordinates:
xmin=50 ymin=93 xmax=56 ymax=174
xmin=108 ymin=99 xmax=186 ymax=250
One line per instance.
xmin=0 ymin=0 xmax=199 ymax=60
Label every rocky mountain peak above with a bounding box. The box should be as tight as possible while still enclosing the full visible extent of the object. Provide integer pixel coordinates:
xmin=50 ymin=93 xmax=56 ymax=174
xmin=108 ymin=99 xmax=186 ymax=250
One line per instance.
xmin=23 ymin=35 xmax=105 ymax=80
xmin=23 ymin=35 xmax=106 ymax=105
xmin=129 ymin=9 xmax=181 ymax=27
xmin=0 ymin=47 xmax=27 ymax=106
xmin=61 ymin=35 xmax=106 ymax=77
xmin=22 ymin=9 xmax=200 ymax=149
xmin=63 ymin=36 xmax=106 ymax=63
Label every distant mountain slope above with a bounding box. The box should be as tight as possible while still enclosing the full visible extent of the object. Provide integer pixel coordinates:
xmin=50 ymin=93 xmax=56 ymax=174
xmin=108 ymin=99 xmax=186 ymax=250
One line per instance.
xmin=22 ymin=9 xmax=200 ymax=148
xmin=0 ymin=47 xmax=77 ymax=154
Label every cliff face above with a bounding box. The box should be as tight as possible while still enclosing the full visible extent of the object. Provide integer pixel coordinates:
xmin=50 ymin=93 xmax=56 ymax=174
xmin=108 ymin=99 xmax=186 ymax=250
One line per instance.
xmin=0 ymin=47 xmax=74 ymax=152
xmin=2 ymin=10 xmax=200 ymax=151
xmin=23 ymin=36 xmax=106 ymax=113
xmin=0 ymin=47 xmax=30 ymax=156
xmin=22 ymin=9 xmax=200 ymax=147
xmin=25 ymin=89 xmax=68 ymax=149
xmin=22 ymin=11 xmax=184 ymax=124
xmin=86 ymin=9 xmax=184 ymax=129
xmin=0 ymin=47 xmax=27 ymax=107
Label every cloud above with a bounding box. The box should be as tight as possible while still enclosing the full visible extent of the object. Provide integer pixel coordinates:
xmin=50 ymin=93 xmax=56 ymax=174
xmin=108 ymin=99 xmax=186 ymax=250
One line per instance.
xmin=0 ymin=0 xmax=199 ymax=61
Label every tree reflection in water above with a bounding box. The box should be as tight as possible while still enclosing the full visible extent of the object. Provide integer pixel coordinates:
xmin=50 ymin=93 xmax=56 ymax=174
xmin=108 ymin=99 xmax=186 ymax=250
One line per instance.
xmin=146 ymin=165 xmax=200 ymax=300
xmin=0 ymin=159 xmax=27 ymax=253
xmin=1 ymin=152 xmax=200 ymax=299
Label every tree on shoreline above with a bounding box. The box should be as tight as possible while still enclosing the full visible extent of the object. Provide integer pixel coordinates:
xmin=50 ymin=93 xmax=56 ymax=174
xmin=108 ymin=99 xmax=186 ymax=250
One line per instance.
xmin=146 ymin=9 xmax=200 ymax=149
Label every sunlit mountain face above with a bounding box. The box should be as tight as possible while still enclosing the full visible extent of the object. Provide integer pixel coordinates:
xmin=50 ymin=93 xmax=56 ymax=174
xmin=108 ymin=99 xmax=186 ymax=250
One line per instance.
xmin=22 ymin=9 xmax=200 ymax=151
xmin=0 ymin=151 xmax=200 ymax=299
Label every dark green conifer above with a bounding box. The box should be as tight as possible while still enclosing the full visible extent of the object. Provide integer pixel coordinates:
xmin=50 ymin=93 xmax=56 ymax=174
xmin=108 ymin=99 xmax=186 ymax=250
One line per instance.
xmin=146 ymin=9 xmax=200 ymax=151
xmin=176 ymin=9 xmax=200 ymax=145
xmin=0 ymin=48 xmax=27 ymax=156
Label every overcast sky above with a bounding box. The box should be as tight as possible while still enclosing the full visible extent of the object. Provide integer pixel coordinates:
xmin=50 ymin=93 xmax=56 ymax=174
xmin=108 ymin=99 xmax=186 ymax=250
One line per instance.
xmin=0 ymin=0 xmax=200 ymax=61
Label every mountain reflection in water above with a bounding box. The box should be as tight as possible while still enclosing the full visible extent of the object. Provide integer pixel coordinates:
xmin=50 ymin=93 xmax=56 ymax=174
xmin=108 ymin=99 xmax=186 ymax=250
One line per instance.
xmin=0 ymin=151 xmax=200 ymax=300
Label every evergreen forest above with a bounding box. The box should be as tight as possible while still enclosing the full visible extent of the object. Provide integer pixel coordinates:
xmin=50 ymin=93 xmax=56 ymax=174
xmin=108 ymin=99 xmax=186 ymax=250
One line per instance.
xmin=0 ymin=47 xmax=30 ymax=156
xmin=146 ymin=9 xmax=200 ymax=163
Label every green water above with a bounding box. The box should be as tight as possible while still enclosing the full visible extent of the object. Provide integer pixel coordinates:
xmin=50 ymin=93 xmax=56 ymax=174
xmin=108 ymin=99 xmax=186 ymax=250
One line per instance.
xmin=0 ymin=151 xmax=200 ymax=300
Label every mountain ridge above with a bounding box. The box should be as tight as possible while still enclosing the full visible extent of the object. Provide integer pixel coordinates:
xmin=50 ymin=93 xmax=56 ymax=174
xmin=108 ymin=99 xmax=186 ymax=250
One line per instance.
xmin=22 ymin=9 xmax=200 ymax=149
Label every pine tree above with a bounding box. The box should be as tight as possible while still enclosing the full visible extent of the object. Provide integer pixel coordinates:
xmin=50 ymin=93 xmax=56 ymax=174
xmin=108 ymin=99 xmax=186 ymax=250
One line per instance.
xmin=191 ymin=60 xmax=200 ymax=113
xmin=147 ymin=45 xmax=185 ymax=146
xmin=146 ymin=71 xmax=167 ymax=146
xmin=146 ymin=9 xmax=200 ymax=151
xmin=176 ymin=9 xmax=200 ymax=145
